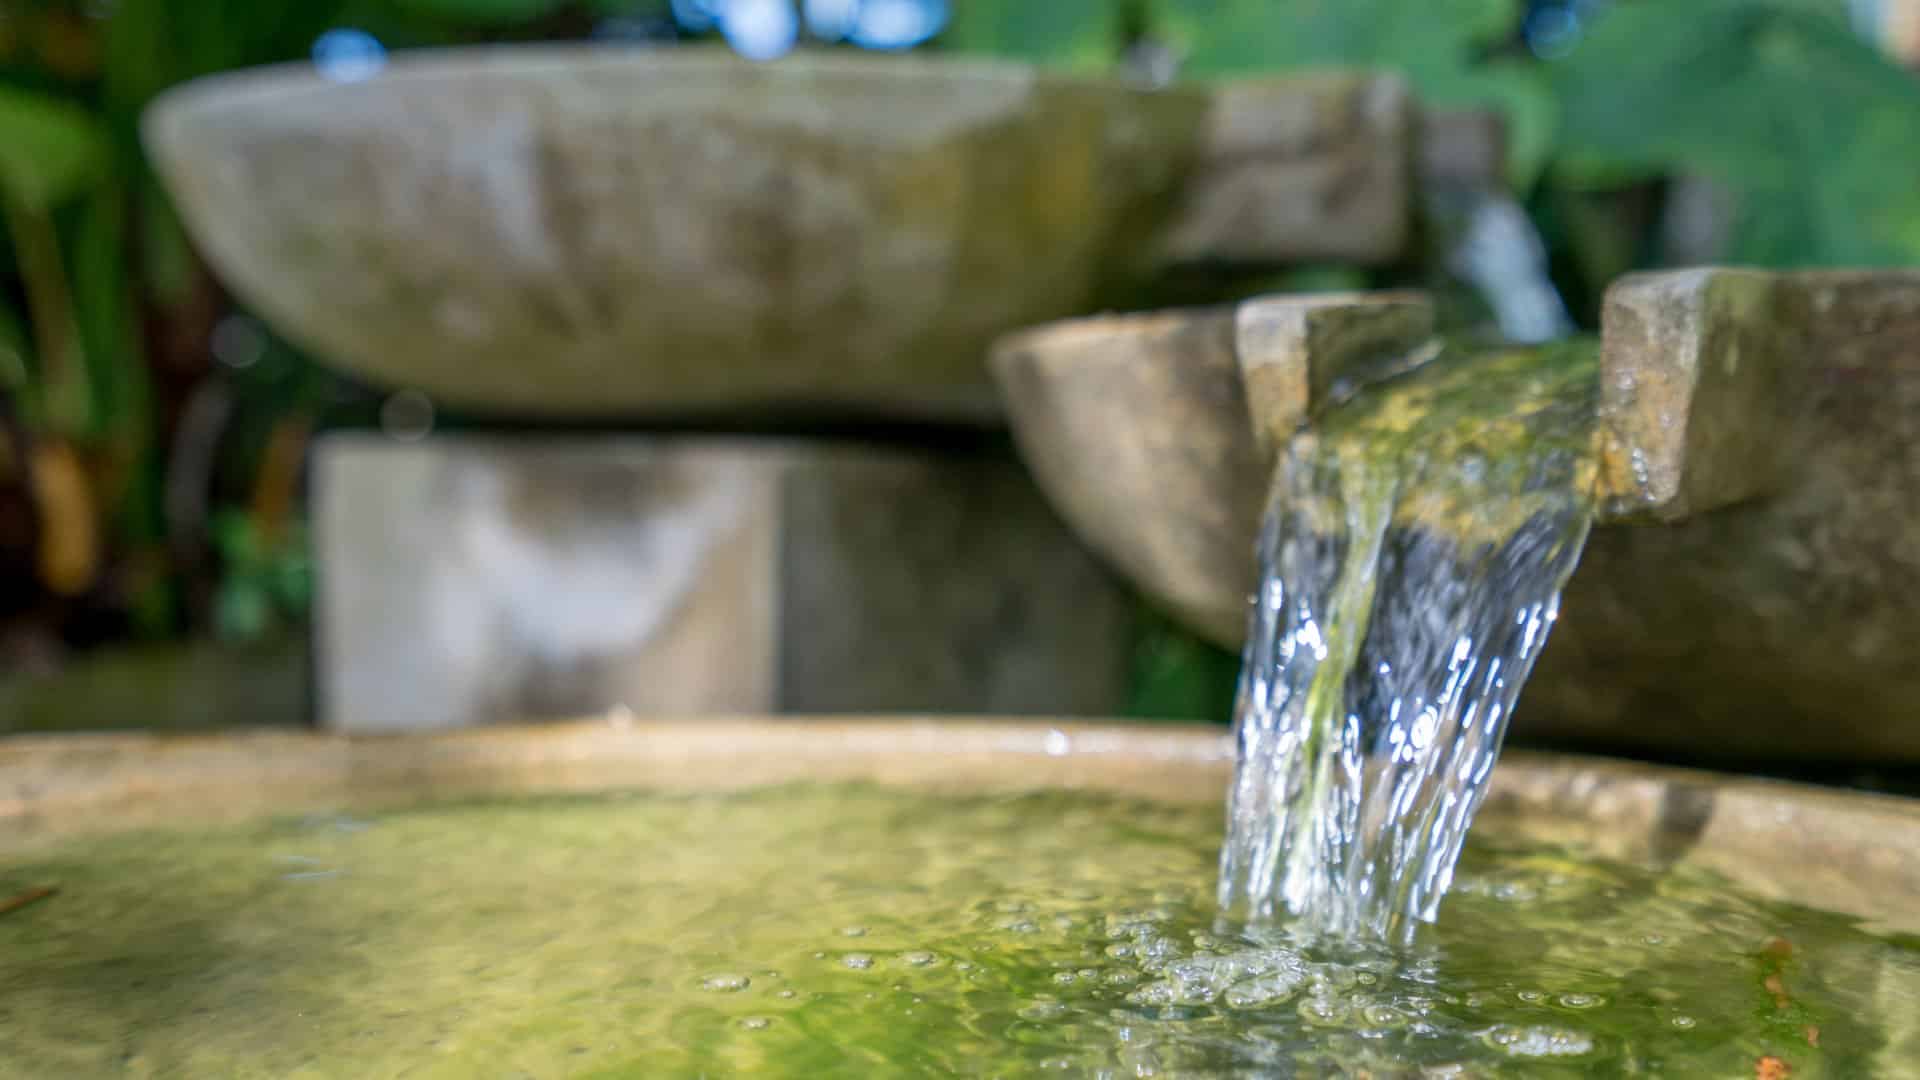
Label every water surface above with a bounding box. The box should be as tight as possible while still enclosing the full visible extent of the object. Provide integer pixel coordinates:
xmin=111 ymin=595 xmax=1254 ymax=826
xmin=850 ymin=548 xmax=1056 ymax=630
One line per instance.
xmin=2 ymin=783 xmax=1914 ymax=1077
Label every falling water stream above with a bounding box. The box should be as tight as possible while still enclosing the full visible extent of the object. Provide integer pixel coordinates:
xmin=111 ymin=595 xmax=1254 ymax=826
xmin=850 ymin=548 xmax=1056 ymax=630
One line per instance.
xmin=1220 ymin=340 xmax=1601 ymax=944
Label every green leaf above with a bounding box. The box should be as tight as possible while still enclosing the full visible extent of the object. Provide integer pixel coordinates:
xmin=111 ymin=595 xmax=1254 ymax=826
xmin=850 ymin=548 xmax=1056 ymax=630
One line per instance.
xmin=0 ymin=295 xmax=27 ymax=393
xmin=72 ymin=184 xmax=147 ymax=442
xmin=1155 ymin=0 xmax=1551 ymax=188
xmin=215 ymin=578 xmax=274 ymax=643
xmin=388 ymin=0 xmax=568 ymax=24
xmin=1553 ymin=2 xmax=1920 ymax=266
xmin=0 ymin=86 xmax=111 ymax=211
xmin=941 ymin=0 xmax=1125 ymax=70
xmin=1159 ymin=0 xmax=1521 ymax=75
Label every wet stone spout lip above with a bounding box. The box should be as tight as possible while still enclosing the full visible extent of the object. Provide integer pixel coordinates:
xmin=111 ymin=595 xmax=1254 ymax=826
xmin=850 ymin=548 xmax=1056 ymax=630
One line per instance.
xmin=2 ymin=718 xmax=1918 ymax=937
xmin=988 ymin=293 xmax=1437 ymax=649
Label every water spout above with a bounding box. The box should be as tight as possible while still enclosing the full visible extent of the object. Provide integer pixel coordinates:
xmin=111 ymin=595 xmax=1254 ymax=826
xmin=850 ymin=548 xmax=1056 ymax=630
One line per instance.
xmin=1221 ymin=339 xmax=1600 ymax=944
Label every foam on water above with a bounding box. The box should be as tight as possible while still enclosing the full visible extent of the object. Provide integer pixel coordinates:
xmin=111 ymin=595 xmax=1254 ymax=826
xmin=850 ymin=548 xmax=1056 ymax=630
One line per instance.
xmin=1221 ymin=342 xmax=1601 ymax=944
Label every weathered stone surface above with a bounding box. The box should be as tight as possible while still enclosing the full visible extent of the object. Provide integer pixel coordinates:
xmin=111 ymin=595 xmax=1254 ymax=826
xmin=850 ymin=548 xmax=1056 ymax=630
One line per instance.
xmin=1531 ymin=268 xmax=1920 ymax=763
xmin=991 ymin=307 xmax=1266 ymax=646
xmin=312 ymin=435 xmax=1129 ymax=732
xmin=1595 ymin=268 xmax=1797 ymax=521
xmin=146 ymin=47 xmax=1411 ymax=422
xmin=991 ymin=295 xmax=1435 ymax=646
xmin=1156 ymin=73 xmax=1411 ymax=266
xmin=1235 ymin=292 xmax=1435 ymax=452
xmin=996 ymin=271 xmax=1920 ymax=761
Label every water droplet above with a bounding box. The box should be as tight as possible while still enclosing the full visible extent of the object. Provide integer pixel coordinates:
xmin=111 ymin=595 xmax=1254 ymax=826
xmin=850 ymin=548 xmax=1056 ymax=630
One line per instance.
xmin=700 ymin=974 xmax=750 ymax=993
xmin=841 ymin=954 xmax=875 ymax=971
xmin=1019 ymin=999 xmax=1068 ymax=1021
xmin=1483 ymin=1025 xmax=1594 ymax=1058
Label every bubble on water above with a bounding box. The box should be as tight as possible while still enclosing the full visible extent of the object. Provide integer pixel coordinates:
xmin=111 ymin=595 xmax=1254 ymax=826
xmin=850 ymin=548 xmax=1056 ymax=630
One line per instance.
xmin=700 ymin=974 xmax=750 ymax=993
xmin=1298 ymin=994 xmax=1350 ymax=1027
xmin=1106 ymin=944 xmax=1134 ymax=960
xmin=1671 ymin=1015 xmax=1697 ymax=1030
xmin=1052 ymin=971 xmax=1079 ymax=986
xmin=1483 ymin=1025 xmax=1594 ymax=1058
xmin=1516 ymin=990 xmax=1546 ymax=1004
xmin=1105 ymin=970 xmax=1139 ymax=987
xmin=1225 ymin=971 xmax=1306 ymax=1009
xmin=839 ymin=926 xmax=868 ymax=938
xmin=1019 ymin=999 xmax=1068 ymax=1021
xmin=1556 ymin=992 xmax=1604 ymax=1009
xmin=999 ymin=919 xmax=1041 ymax=935
xmin=1362 ymin=1003 xmax=1412 ymax=1028
xmin=994 ymin=899 xmax=1032 ymax=914
xmin=954 ymin=961 xmax=974 ymax=971
xmin=776 ymin=990 xmax=797 ymax=1000
xmin=1493 ymin=882 xmax=1538 ymax=903
xmin=738 ymin=1016 xmax=772 ymax=1031
xmin=901 ymin=951 xmax=939 ymax=968
xmin=1643 ymin=934 xmax=1666 ymax=947
xmin=841 ymin=954 xmax=875 ymax=971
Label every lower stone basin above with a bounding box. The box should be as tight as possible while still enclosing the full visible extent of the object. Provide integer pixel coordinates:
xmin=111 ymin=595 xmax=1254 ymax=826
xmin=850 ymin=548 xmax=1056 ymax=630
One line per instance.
xmin=2 ymin=719 xmax=1915 ymax=1073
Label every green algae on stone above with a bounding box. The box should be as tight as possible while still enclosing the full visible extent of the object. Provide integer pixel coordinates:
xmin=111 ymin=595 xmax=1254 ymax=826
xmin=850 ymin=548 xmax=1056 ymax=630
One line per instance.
xmin=1 ymin=783 xmax=1915 ymax=1077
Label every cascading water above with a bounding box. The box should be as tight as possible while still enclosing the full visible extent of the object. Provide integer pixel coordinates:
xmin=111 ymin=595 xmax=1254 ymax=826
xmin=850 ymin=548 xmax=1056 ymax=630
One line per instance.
xmin=1219 ymin=341 xmax=1600 ymax=945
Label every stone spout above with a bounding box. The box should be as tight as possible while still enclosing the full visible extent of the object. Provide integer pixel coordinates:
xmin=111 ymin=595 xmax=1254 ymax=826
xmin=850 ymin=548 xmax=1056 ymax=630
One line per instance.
xmin=992 ymin=268 xmax=1920 ymax=762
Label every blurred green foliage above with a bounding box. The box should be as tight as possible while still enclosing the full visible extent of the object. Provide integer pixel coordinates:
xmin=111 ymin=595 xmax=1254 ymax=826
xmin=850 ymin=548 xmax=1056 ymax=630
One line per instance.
xmin=945 ymin=0 xmax=1920 ymax=720
xmin=2 ymin=0 xmax=1915 ymax=698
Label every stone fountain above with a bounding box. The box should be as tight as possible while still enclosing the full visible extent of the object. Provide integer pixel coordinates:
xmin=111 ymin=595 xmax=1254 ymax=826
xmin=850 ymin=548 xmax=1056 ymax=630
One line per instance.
xmin=992 ymin=268 xmax=1920 ymax=763
xmin=144 ymin=44 xmax=1459 ymax=731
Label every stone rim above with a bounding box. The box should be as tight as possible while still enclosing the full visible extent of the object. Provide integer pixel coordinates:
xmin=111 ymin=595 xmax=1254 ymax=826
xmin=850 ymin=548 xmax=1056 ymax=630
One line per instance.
xmin=3 ymin=718 xmax=1916 ymax=933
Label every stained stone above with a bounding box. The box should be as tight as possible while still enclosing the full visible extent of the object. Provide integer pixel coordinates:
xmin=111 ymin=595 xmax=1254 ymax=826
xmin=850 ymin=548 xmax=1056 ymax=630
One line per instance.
xmin=312 ymin=435 xmax=1130 ymax=732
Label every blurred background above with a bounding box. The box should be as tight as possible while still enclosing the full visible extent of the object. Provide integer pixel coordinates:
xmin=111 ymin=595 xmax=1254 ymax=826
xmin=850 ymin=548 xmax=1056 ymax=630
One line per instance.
xmin=3 ymin=0 xmax=1919 ymax=737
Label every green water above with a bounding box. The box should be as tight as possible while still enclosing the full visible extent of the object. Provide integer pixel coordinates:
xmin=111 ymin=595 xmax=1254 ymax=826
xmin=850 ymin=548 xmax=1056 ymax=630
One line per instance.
xmin=3 ymin=784 xmax=1916 ymax=1077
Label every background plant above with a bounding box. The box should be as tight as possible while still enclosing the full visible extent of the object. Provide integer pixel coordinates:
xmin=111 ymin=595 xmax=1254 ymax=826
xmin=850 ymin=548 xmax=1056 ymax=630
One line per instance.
xmin=1 ymin=0 xmax=1912 ymax=718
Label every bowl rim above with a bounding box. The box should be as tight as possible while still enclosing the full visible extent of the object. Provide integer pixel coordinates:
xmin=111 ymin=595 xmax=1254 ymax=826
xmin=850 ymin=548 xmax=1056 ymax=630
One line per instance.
xmin=143 ymin=41 xmax=1203 ymax=132
xmin=3 ymin=717 xmax=1917 ymax=932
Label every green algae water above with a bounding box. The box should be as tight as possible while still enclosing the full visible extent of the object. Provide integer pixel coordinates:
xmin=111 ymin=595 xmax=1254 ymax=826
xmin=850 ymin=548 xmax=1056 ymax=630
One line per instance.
xmin=4 ymin=783 xmax=1917 ymax=1077
xmin=1225 ymin=341 xmax=1603 ymax=944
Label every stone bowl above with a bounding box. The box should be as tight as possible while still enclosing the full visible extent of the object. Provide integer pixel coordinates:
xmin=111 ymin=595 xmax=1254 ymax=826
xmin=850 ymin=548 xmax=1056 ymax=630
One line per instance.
xmin=4 ymin=718 xmax=1916 ymax=939
xmin=990 ymin=307 xmax=1267 ymax=646
xmin=143 ymin=46 xmax=1409 ymax=421
xmin=991 ymin=272 xmax=1920 ymax=765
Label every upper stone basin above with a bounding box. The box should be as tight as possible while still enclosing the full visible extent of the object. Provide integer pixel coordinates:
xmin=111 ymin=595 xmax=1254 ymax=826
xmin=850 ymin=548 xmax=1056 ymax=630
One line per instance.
xmin=144 ymin=46 xmax=1409 ymax=421
xmin=992 ymin=271 xmax=1920 ymax=764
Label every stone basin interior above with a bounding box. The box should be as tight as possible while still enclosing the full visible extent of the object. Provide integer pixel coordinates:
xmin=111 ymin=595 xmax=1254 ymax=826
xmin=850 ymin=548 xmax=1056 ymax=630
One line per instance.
xmin=3 ymin=721 xmax=1920 ymax=1075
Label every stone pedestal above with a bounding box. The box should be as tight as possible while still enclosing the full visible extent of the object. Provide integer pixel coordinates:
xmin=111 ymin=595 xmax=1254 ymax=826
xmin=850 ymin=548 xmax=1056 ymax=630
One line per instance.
xmin=312 ymin=434 xmax=1131 ymax=732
